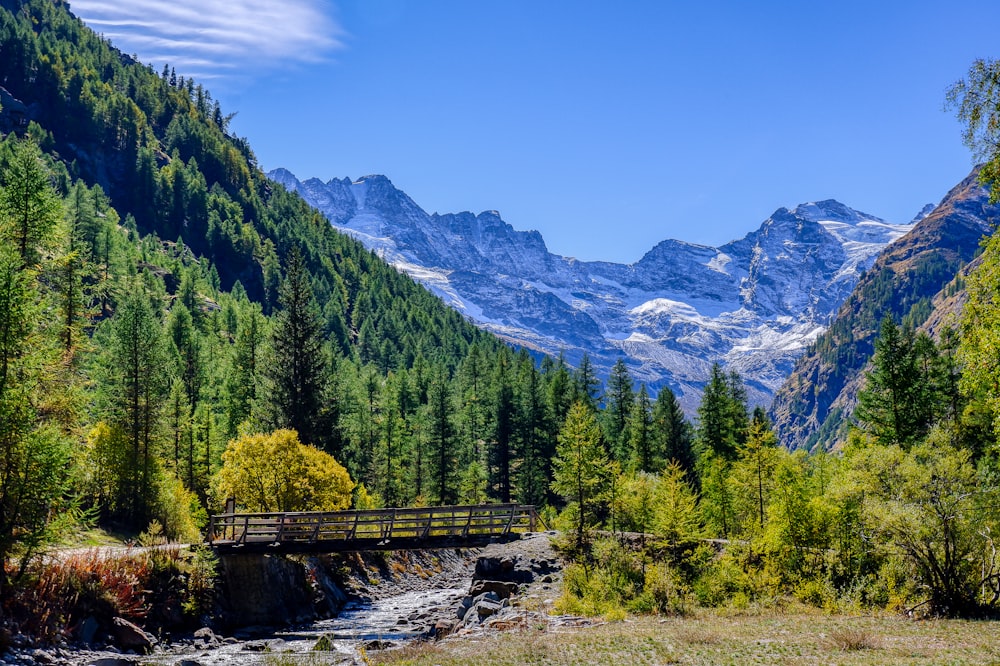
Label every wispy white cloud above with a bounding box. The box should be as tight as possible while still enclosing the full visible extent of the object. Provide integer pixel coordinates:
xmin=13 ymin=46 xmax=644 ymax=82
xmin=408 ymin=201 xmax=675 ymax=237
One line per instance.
xmin=72 ymin=0 xmax=344 ymax=80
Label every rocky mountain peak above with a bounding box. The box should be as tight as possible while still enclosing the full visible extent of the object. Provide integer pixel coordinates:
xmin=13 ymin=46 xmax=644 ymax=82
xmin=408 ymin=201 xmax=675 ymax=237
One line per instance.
xmin=270 ymin=167 xmax=913 ymax=412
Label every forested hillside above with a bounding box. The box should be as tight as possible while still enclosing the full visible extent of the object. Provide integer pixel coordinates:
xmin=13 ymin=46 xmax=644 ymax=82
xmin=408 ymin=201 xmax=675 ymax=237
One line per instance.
xmin=0 ymin=0 xmax=698 ymax=571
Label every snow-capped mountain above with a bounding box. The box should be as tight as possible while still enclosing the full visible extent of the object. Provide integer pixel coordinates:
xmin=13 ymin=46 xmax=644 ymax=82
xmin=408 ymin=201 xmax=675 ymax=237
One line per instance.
xmin=269 ymin=168 xmax=917 ymax=411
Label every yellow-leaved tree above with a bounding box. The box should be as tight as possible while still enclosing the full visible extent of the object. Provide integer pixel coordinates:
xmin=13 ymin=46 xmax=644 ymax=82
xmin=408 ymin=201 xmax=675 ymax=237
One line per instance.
xmin=212 ymin=429 xmax=354 ymax=512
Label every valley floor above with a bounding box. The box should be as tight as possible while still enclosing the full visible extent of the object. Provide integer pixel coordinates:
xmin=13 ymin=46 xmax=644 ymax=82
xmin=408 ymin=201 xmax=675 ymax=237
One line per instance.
xmin=370 ymin=609 xmax=1000 ymax=666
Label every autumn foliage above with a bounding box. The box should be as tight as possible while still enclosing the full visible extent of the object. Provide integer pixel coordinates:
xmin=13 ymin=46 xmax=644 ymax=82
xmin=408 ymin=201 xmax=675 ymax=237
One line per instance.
xmin=212 ymin=429 xmax=354 ymax=512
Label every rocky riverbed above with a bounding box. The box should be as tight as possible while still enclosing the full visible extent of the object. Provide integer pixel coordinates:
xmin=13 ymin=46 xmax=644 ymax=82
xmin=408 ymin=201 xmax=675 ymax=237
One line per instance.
xmin=1 ymin=532 xmax=566 ymax=666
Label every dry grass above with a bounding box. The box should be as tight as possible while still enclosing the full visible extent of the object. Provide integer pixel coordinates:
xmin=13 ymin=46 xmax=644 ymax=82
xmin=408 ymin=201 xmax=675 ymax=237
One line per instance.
xmin=370 ymin=610 xmax=1000 ymax=666
xmin=826 ymin=626 xmax=882 ymax=652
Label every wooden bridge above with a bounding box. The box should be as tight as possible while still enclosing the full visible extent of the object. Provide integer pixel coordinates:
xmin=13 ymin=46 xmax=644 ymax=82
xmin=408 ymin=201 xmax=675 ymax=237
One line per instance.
xmin=207 ymin=504 xmax=541 ymax=555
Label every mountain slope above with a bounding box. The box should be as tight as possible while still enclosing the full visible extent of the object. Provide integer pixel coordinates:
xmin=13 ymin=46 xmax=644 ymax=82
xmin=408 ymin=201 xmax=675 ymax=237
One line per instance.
xmin=768 ymin=169 xmax=999 ymax=449
xmin=0 ymin=0 xmax=499 ymax=374
xmin=271 ymin=169 xmax=914 ymax=410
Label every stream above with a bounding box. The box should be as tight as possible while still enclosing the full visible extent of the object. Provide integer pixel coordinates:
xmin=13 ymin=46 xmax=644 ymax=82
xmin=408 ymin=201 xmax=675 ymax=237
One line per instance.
xmin=142 ymin=587 xmax=467 ymax=665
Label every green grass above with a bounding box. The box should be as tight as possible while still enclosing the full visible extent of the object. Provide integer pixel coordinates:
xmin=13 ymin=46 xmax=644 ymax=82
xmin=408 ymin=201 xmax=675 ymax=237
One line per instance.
xmin=370 ymin=610 xmax=1000 ymax=666
xmin=53 ymin=525 xmax=134 ymax=549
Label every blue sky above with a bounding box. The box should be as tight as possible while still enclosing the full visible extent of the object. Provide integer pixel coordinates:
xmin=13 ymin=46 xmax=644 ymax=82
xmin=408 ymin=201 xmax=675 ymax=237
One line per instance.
xmin=73 ymin=0 xmax=1000 ymax=263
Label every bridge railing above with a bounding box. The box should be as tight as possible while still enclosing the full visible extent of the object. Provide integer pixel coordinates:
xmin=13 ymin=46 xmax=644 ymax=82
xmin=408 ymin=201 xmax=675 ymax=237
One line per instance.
xmin=208 ymin=503 xmax=539 ymax=551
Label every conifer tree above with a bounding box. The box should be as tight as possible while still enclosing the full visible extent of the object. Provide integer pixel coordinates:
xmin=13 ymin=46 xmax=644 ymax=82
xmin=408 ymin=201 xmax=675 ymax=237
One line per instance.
xmin=627 ymin=384 xmax=656 ymax=472
xmin=262 ymin=246 xmax=329 ymax=448
xmin=553 ymin=402 xmax=609 ymax=551
xmin=104 ymin=289 xmax=169 ymax=525
xmin=573 ymin=352 xmax=601 ymax=410
xmin=489 ymin=353 xmax=516 ymax=503
xmin=653 ymin=385 xmax=696 ymax=481
xmin=0 ymin=245 xmax=71 ymax=609
xmin=603 ymin=359 xmax=635 ymax=463
xmin=224 ymin=303 xmax=265 ymax=436
xmin=856 ymin=316 xmax=931 ymax=448
xmin=697 ymin=363 xmax=739 ymax=461
xmin=425 ymin=366 xmax=457 ymax=504
xmin=0 ymin=138 xmax=61 ymax=268
xmin=516 ymin=351 xmax=552 ymax=506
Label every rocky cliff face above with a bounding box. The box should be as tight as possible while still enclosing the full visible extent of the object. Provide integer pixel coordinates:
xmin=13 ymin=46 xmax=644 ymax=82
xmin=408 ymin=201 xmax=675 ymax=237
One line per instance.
xmin=270 ymin=169 xmax=913 ymax=411
xmin=768 ymin=170 xmax=999 ymax=450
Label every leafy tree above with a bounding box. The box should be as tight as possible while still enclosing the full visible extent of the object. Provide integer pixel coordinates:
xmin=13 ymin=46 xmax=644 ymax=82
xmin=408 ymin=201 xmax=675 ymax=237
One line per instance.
xmin=553 ymin=402 xmax=609 ymax=551
xmin=846 ymin=433 xmax=999 ymax=616
xmin=212 ymin=429 xmax=353 ymax=512
xmin=947 ymin=58 xmax=1000 ymax=201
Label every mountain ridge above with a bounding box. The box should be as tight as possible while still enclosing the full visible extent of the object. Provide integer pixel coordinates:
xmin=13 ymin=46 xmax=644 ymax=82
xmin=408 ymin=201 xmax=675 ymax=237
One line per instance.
xmin=768 ymin=169 xmax=1000 ymax=449
xmin=271 ymin=169 xmax=916 ymax=412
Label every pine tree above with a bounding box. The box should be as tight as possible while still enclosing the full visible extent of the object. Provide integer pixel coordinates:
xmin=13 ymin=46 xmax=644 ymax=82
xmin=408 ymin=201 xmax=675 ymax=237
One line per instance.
xmin=653 ymin=385 xmax=696 ymax=481
xmin=104 ymin=289 xmax=169 ymax=525
xmin=603 ymin=359 xmax=634 ymax=463
xmin=627 ymin=384 xmax=656 ymax=472
xmin=262 ymin=246 xmax=329 ymax=448
xmin=425 ymin=366 xmax=457 ymax=505
xmin=553 ymin=402 xmax=609 ymax=551
xmin=697 ymin=363 xmax=738 ymax=461
xmin=516 ymin=351 xmax=552 ymax=506
xmin=0 ymin=138 xmax=61 ymax=268
xmin=573 ymin=352 xmax=601 ymax=410
xmin=856 ymin=316 xmax=930 ymax=448
xmin=224 ymin=303 xmax=265 ymax=437
xmin=0 ymin=245 xmax=71 ymax=609
xmin=488 ymin=353 xmax=516 ymax=503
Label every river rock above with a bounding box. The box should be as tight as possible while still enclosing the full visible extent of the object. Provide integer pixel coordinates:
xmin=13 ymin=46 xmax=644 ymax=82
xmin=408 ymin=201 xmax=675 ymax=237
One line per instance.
xmin=110 ymin=617 xmax=155 ymax=653
xmin=475 ymin=597 xmax=505 ymax=619
xmin=429 ymin=620 xmax=455 ymax=639
xmin=87 ymin=658 xmax=140 ymax=666
xmin=468 ymin=579 xmax=518 ymax=599
xmin=30 ymin=649 xmax=56 ymax=664
xmin=192 ymin=627 xmax=221 ymax=647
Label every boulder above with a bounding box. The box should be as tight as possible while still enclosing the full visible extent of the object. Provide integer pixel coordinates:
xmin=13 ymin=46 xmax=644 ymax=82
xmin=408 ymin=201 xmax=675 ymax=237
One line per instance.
xmin=468 ymin=579 xmax=518 ymax=599
xmin=110 ymin=617 xmax=155 ymax=654
xmin=430 ymin=619 xmax=455 ymax=639
xmin=192 ymin=627 xmax=221 ymax=647
xmin=87 ymin=659 xmax=140 ymax=666
xmin=475 ymin=597 xmax=504 ymax=619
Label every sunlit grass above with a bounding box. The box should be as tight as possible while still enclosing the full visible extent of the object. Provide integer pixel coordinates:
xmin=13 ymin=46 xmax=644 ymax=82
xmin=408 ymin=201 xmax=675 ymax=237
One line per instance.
xmin=370 ymin=610 xmax=1000 ymax=666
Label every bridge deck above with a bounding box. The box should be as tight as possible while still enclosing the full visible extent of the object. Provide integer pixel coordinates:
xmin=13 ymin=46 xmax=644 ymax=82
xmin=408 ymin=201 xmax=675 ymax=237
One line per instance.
xmin=207 ymin=503 xmax=539 ymax=554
